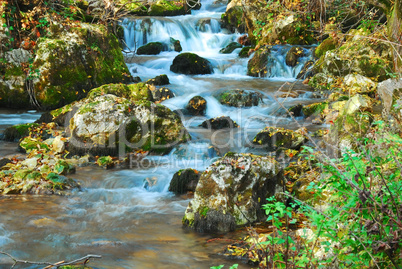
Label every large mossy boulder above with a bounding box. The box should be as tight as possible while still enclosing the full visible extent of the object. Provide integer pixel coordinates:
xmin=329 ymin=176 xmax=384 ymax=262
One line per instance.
xmin=169 ymin=168 xmax=200 ymax=195
xmin=313 ymin=28 xmax=393 ymax=81
xmin=170 ymin=53 xmax=213 ymax=75
xmin=29 ymin=23 xmax=131 ymax=110
xmin=119 ymin=0 xmax=190 ymax=16
xmin=314 ymin=37 xmax=338 ymax=58
xmin=218 ymin=89 xmax=263 ymax=107
xmin=136 ymin=42 xmax=167 ymax=55
xmin=247 ymin=46 xmax=270 ymax=77
xmin=68 ymin=94 xmax=189 ymax=155
xmin=183 ymin=153 xmax=283 ymax=233
xmin=252 ymin=127 xmax=307 ymax=151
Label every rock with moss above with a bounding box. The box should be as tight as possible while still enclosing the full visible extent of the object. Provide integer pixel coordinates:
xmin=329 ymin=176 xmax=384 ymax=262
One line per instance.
xmin=314 ymin=37 xmax=338 ymax=58
xmin=170 ymin=53 xmax=213 ymax=75
xmin=87 ymin=83 xmax=154 ymax=102
xmin=285 ymin=47 xmax=304 ymax=67
xmin=146 ymin=74 xmax=170 ymax=86
xmin=186 ymin=96 xmax=207 ymax=116
xmin=218 ymin=89 xmax=263 ymax=107
xmin=252 ymin=127 xmax=307 ymax=151
xmin=169 ymin=168 xmax=201 ymax=195
xmin=96 ymin=156 xmax=114 ymax=169
xmin=220 ymin=42 xmax=242 ymax=54
xmin=313 ymin=28 xmax=393 ymax=81
xmin=302 ymin=102 xmax=329 ymax=118
xmin=148 ymin=0 xmax=188 ymax=16
xmin=308 ymin=73 xmax=334 ymax=90
xmin=238 ymin=46 xmax=253 ymax=58
xmin=136 ymin=42 xmax=168 ymax=55
xmin=247 ymin=46 xmax=270 ymax=77
xmin=29 ymin=23 xmax=131 ymax=110
xmin=183 ymin=153 xmax=283 ymax=233
xmin=0 ymin=64 xmax=31 ymax=109
xmin=296 ymin=60 xmax=314 ymax=79
xmin=200 ymin=116 xmax=239 ymax=129
xmin=2 ymin=123 xmax=39 ymax=142
xmin=152 ymin=87 xmax=175 ymax=102
xmin=169 ymin=37 xmax=182 ymax=52
xmin=68 ymin=94 xmax=189 ymax=155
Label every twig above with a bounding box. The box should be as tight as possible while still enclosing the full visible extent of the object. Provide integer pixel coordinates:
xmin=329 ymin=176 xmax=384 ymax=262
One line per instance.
xmin=0 ymin=251 xmax=101 ymax=269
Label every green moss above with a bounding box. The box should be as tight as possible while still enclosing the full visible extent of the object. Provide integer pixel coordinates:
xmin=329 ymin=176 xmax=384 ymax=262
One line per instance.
xmin=148 ymin=0 xmax=187 ymax=16
xmin=302 ymin=102 xmax=328 ymax=117
xmin=239 ymin=46 xmax=253 ymax=58
xmin=314 ymin=37 xmax=337 ymax=58
xmin=4 ymin=65 xmax=25 ymax=80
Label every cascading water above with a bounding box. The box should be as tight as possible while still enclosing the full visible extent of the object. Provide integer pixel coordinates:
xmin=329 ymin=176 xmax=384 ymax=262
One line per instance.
xmin=0 ymin=1 xmax=321 ymax=268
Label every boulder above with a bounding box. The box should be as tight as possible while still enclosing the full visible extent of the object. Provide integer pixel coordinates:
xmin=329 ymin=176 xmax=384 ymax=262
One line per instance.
xmin=285 ymin=47 xmax=304 ymax=67
xmin=247 ymin=46 xmax=270 ymax=77
xmin=302 ymin=102 xmax=329 ymax=118
xmin=136 ymin=42 xmax=167 ymax=55
xmin=152 ymin=87 xmax=175 ymax=102
xmin=219 ymin=42 xmax=242 ymax=54
xmin=200 ymin=116 xmax=239 ymax=129
xmin=296 ymin=60 xmax=314 ymax=79
xmin=183 ymin=153 xmax=283 ymax=233
xmin=170 ymin=53 xmax=213 ymax=75
xmin=29 ymin=23 xmax=132 ymax=110
xmin=218 ymin=89 xmax=263 ymax=107
xmin=169 ymin=37 xmax=182 ymax=52
xmin=252 ymin=127 xmax=307 ymax=151
xmin=238 ymin=34 xmax=251 ymax=46
xmin=147 ymin=0 xmax=189 ymax=16
xmin=186 ymin=96 xmax=207 ymax=116
xmin=288 ymin=104 xmax=303 ymax=117
xmin=68 ymin=94 xmax=189 ymax=155
xmin=2 ymin=123 xmax=38 ymax=142
xmin=87 ymin=83 xmax=154 ymax=102
xmin=169 ymin=168 xmax=201 ymax=195
xmin=146 ymin=74 xmax=170 ymax=86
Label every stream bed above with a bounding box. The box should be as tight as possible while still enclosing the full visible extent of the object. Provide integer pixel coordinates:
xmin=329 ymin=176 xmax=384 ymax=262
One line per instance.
xmin=0 ymin=0 xmax=323 ymax=268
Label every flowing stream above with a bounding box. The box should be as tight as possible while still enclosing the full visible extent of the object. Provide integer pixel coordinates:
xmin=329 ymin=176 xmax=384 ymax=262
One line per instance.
xmin=0 ymin=1 xmax=322 ymax=268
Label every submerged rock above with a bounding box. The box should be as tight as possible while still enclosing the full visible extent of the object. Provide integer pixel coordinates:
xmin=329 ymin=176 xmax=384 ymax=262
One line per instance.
xmin=183 ymin=153 xmax=283 ymax=233
xmin=218 ymin=89 xmax=263 ymax=107
xmin=200 ymin=116 xmax=238 ymax=129
xmin=219 ymin=42 xmax=242 ymax=54
xmin=186 ymin=96 xmax=207 ymax=116
xmin=170 ymin=53 xmax=213 ymax=75
xmin=169 ymin=168 xmax=201 ymax=195
xmin=252 ymin=127 xmax=307 ymax=151
xmin=68 ymin=94 xmax=189 ymax=155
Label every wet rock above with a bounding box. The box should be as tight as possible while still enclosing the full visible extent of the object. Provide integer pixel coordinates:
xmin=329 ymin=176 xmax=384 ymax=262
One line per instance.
xmin=288 ymin=104 xmax=303 ymax=117
xmin=247 ymin=46 xmax=270 ymax=77
xmin=218 ymin=89 xmax=263 ymax=107
xmin=2 ymin=123 xmax=38 ymax=142
xmin=147 ymin=0 xmax=189 ymax=16
xmin=151 ymin=87 xmax=175 ymax=102
xmin=136 ymin=42 xmax=168 ymax=55
xmin=68 ymin=94 xmax=189 ymax=155
xmin=252 ymin=127 xmax=307 ymax=151
xmin=170 ymin=53 xmax=213 ymax=75
xmin=0 ymin=158 xmax=11 ymax=168
xmin=35 ymin=111 xmax=53 ymax=124
xmin=146 ymin=74 xmax=170 ymax=86
xmin=186 ymin=96 xmax=207 ymax=116
xmin=238 ymin=46 xmax=253 ymax=58
xmin=196 ymin=19 xmax=212 ymax=32
xmin=183 ymin=153 xmax=283 ymax=233
xmin=200 ymin=116 xmax=239 ymax=129
xmin=87 ymin=82 xmax=154 ymax=102
xmin=285 ymin=47 xmax=304 ymax=67
xmin=219 ymin=42 xmax=242 ymax=54
xmin=296 ymin=60 xmax=314 ymax=79
xmin=169 ymin=37 xmax=182 ymax=52
xmin=169 ymin=168 xmax=201 ymax=195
